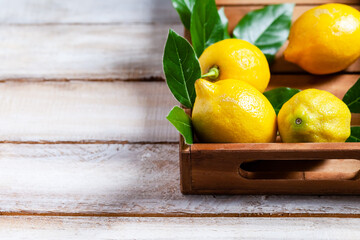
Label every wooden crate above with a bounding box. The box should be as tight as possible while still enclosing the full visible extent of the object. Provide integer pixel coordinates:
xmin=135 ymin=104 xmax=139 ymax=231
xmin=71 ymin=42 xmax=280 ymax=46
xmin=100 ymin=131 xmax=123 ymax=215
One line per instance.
xmin=180 ymin=0 xmax=360 ymax=195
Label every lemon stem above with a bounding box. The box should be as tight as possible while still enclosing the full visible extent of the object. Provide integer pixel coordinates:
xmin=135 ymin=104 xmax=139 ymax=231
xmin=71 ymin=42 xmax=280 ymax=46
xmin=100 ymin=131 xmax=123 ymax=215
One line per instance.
xmin=201 ymin=67 xmax=219 ymax=80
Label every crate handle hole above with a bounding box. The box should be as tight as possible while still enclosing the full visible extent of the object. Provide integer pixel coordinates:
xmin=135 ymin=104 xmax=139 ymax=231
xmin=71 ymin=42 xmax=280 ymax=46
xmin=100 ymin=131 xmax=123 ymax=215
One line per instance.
xmin=239 ymin=159 xmax=360 ymax=180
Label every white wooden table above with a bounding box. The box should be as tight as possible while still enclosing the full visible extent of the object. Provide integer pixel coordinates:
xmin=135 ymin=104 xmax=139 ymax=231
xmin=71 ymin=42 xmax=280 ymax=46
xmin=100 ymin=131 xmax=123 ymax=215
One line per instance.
xmin=0 ymin=0 xmax=359 ymax=238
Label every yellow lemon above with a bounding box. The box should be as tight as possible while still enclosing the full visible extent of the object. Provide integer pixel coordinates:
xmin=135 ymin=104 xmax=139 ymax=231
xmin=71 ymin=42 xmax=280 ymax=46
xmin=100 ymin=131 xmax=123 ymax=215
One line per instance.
xmin=199 ymin=39 xmax=270 ymax=93
xmin=284 ymin=3 xmax=360 ymax=75
xmin=278 ymin=89 xmax=351 ymax=142
xmin=192 ymin=79 xmax=277 ymax=143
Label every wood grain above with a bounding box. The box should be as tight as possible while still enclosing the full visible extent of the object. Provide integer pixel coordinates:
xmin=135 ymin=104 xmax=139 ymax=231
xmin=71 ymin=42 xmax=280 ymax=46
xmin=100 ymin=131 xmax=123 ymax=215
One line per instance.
xmin=0 ymin=7 xmax=358 ymax=80
xmin=0 ymin=8 xmax=358 ymax=82
xmin=0 ymin=216 xmax=359 ymax=239
xmin=0 ymin=143 xmax=360 ymax=216
xmin=0 ymin=0 xmax=179 ymax=24
xmin=0 ymin=24 xmax=182 ymax=80
xmin=0 ymin=0 xmax=358 ymax=222
xmin=0 ymin=0 xmax=357 ymax=26
xmin=0 ymin=76 xmax=356 ymax=143
xmin=0 ymin=81 xmax=177 ymax=143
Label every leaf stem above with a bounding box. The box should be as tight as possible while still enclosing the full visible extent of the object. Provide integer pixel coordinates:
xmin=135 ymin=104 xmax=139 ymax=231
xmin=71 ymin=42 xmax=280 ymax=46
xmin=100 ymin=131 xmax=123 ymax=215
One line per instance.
xmin=201 ymin=66 xmax=219 ymax=80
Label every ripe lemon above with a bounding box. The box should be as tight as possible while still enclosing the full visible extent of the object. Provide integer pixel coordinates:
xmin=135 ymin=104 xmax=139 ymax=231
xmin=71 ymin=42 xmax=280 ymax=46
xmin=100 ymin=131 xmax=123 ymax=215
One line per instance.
xmin=199 ymin=39 xmax=270 ymax=93
xmin=284 ymin=3 xmax=360 ymax=75
xmin=192 ymin=79 xmax=277 ymax=143
xmin=278 ymin=89 xmax=351 ymax=143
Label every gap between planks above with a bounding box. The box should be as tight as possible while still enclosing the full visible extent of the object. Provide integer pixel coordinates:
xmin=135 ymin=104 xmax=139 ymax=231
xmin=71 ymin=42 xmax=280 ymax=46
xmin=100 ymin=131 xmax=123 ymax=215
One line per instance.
xmin=0 ymin=141 xmax=176 ymax=144
xmin=1 ymin=212 xmax=360 ymax=218
xmin=0 ymin=72 xmax=359 ymax=83
xmin=0 ymin=77 xmax=166 ymax=83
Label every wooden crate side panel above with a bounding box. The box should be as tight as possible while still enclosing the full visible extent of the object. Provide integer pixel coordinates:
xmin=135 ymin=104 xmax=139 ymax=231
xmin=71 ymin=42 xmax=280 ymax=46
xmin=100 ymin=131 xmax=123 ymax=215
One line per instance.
xmin=190 ymin=155 xmax=360 ymax=195
xmin=179 ymin=136 xmax=192 ymax=194
xmin=188 ymin=143 xmax=360 ymax=194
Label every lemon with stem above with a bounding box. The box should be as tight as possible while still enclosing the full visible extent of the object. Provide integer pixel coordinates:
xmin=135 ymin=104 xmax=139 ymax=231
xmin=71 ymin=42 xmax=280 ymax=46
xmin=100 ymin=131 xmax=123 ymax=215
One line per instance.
xmin=199 ymin=39 xmax=270 ymax=93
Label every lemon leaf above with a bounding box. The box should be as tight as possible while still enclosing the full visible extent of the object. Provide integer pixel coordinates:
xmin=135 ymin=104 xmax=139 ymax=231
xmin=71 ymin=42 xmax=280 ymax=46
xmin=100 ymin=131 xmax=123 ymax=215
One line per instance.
xmin=264 ymin=87 xmax=301 ymax=114
xmin=167 ymin=106 xmax=193 ymax=144
xmin=233 ymin=3 xmax=294 ymax=63
xmin=190 ymin=0 xmax=225 ymax=57
xmin=163 ymin=29 xmax=201 ymax=108
xmin=218 ymin=7 xmax=231 ymax=39
xmin=342 ymin=78 xmax=360 ymax=113
xmin=171 ymin=0 xmax=229 ymax=38
xmin=346 ymin=127 xmax=360 ymax=142
xmin=171 ymin=0 xmax=195 ymax=30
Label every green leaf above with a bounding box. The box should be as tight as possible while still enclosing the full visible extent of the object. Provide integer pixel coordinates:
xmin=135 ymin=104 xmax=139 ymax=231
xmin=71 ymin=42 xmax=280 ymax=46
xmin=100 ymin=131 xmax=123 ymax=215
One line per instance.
xmin=218 ymin=7 xmax=231 ymax=39
xmin=190 ymin=0 xmax=225 ymax=57
xmin=167 ymin=106 xmax=193 ymax=144
xmin=163 ymin=29 xmax=201 ymax=108
xmin=264 ymin=87 xmax=301 ymax=114
xmin=342 ymin=78 xmax=360 ymax=113
xmin=346 ymin=127 xmax=360 ymax=142
xmin=171 ymin=0 xmax=195 ymax=30
xmin=233 ymin=3 xmax=294 ymax=63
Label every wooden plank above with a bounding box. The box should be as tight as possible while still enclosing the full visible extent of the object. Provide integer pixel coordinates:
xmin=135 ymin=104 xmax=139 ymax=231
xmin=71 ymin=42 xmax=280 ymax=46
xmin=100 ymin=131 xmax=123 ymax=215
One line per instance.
xmin=0 ymin=24 xmax=182 ymax=80
xmin=0 ymin=143 xmax=360 ymax=216
xmin=0 ymin=76 xmax=356 ymax=143
xmin=0 ymin=81 xmax=177 ymax=143
xmin=0 ymin=216 xmax=359 ymax=239
xmin=217 ymin=0 xmax=360 ymax=5
xmin=1 ymin=7 xmax=359 ymax=80
xmin=0 ymin=0 xmax=179 ymax=24
xmin=0 ymin=0 xmax=356 ymax=26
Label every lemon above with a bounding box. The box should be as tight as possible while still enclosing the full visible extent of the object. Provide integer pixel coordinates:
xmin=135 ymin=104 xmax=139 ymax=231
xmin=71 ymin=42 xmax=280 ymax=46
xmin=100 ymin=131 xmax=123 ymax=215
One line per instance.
xmin=284 ymin=3 xmax=360 ymax=75
xmin=278 ymin=89 xmax=351 ymax=143
xmin=199 ymin=39 xmax=270 ymax=93
xmin=192 ymin=79 xmax=277 ymax=143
